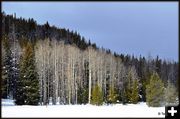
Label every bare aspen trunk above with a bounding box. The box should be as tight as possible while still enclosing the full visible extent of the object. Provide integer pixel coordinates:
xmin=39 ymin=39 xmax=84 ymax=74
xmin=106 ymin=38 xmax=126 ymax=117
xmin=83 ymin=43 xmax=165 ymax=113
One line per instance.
xmin=88 ymin=48 xmax=91 ymax=104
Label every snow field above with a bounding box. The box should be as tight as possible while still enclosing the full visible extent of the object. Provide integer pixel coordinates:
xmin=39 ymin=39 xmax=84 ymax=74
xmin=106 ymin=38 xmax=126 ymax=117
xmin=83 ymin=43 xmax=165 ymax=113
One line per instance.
xmin=2 ymin=100 xmax=165 ymax=118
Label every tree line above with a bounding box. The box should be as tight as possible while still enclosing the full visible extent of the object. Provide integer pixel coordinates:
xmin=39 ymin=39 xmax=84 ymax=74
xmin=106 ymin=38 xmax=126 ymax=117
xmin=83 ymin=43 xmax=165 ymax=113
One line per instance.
xmin=1 ymin=12 xmax=179 ymax=107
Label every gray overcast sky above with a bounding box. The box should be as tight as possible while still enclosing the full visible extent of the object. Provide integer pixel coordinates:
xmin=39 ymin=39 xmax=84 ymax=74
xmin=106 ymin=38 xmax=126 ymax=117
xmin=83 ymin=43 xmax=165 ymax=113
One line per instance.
xmin=2 ymin=2 xmax=178 ymax=61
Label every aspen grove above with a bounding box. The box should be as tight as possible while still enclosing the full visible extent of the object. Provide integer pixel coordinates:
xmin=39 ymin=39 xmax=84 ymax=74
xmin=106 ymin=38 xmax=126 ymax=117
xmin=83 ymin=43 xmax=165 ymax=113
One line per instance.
xmin=1 ymin=13 xmax=178 ymax=107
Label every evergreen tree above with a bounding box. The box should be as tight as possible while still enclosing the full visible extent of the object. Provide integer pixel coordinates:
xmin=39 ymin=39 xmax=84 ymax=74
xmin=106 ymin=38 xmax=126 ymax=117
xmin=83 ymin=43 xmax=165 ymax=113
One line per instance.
xmin=126 ymin=72 xmax=132 ymax=103
xmin=141 ymin=79 xmax=147 ymax=102
xmin=1 ymin=37 xmax=8 ymax=98
xmin=130 ymin=79 xmax=139 ymax=104
xmin=121 ymin=88 xmax=128 ymax=104
xmin=120 ymin=80 xmax=128 ymax=104
xmin=14 ymin=55 xmax=25 ymax=105
xmin=91 ymin=84 xmax=103 ymax=105
xmin=107 ymin=86 xmax=118 ymax=104
xmin=146 ymin=72 xmax=164 ymax=107
xmin=15 ymin=42 xmax=40 ymax=105
xmin=1 ymin=35 xmax=13 ymax=99
xmin=126 ymin=80 xmax=139 ymax=104
xmin=126 ymin=66 xmax=139 ymax=103
xmin=77 ymin=87 xmax=88 ymax=104
xmin=164 ymin=80 xmax=178 ymax=106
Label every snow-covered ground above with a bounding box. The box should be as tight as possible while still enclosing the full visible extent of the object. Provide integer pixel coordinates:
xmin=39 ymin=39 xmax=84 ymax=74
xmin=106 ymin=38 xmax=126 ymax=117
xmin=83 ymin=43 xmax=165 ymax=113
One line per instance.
xmin=2 ymin=99 xmax=165 ymax=118
xmin=1 ymin=99 xmax=15 ymax=106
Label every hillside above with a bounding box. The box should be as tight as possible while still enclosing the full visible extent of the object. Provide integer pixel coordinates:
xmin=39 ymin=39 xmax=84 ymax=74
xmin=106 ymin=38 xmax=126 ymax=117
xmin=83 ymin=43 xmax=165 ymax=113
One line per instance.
xmin=1 ymin=12 xmax=178 ymax=106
